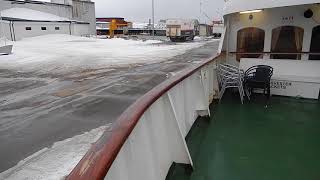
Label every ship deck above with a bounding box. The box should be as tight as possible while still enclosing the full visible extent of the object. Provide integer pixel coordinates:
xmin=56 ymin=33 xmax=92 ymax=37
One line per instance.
xmin=166 ymin=92 xmax=320 ymax=180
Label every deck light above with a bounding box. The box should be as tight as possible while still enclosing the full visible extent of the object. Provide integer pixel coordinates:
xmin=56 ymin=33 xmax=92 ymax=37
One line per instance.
xmin=240 ymin=9 xmax=263 ymax=14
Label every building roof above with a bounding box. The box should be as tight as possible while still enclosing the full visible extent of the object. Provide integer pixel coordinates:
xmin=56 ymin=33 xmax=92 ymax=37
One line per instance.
xmin=97 ymin=17 xmax=124 ymax=20
xmin=96 ymin=17 xmax=125 ymax=22
xmin=0 ymin=8 xmax=71 ymax=22
xmin=223 ymin=0 xmax=319 ymax=15
xmin=4 ymin=0 xmax=71 ymax=7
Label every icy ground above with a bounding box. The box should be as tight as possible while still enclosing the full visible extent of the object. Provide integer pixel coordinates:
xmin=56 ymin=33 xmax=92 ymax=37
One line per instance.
xmin=0 ymin=34 xmax=207 ymax=74
xmin=0 ymin=35 xmax=218 ymax=179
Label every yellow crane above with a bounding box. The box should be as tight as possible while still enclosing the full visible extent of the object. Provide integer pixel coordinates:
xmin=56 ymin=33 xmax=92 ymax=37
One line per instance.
xmin=109 ymin=19 xmax=117 ymax=38
xmin=109 ymin=19 xmax=129 ymax=38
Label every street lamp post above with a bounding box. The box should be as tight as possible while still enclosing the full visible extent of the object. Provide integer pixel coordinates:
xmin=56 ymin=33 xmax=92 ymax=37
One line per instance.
xmin=0 ymin=12 xmax=6 ymax=46
xmin=152 ymin=0 xmax=155 ymax=38
xmin=200 ymin=0 xmax=202 ymax=23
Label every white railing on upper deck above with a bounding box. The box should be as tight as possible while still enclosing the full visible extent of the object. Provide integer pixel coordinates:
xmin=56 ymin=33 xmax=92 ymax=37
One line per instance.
xmin=67 ymin=53 xmax=223 ymax=180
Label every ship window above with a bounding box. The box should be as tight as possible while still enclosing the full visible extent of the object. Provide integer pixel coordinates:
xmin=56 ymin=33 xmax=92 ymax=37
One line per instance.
xmin=55 ymin=27 xmax=60 ymax=30
xmin=309 ymin=26 xmax=320 ymax=60
xmin=236 ymin=27 xmax=265 ymax=61
xmin=25 ymin=27 xmax=32 ymax=31
xmin=271 ymin=26 xmax=304 ymax=60
xmin=41 ymin=27 xmax=47 ymax=31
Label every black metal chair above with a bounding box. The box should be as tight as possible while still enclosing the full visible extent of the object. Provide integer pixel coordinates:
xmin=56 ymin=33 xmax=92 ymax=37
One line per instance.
xmin=244 ymin=65 xmax=273 ymax=101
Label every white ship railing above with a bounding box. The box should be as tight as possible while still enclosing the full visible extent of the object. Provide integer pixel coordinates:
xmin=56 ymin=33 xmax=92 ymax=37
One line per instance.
xmin=67 ymin=53 xmax=223 ymax=180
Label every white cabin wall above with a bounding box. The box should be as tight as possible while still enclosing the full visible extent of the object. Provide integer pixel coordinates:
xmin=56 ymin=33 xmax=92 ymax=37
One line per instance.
xmin=224 ymin=4 xmax=320 ymax=65
xmin=12 ymin=22 xmax=71 ymax=41
xmin=224 ymin=0 xmax=320 ymax=15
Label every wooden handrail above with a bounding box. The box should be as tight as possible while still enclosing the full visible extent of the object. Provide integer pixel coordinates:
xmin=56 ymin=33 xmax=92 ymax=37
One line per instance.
xmin=66 ymin=53 xmax=222 ymax=180
xmin=229 ymin=51 xmax=320 ymax=55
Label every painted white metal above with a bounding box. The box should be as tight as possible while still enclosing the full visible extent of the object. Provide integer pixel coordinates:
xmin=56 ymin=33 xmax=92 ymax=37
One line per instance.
xmin=240 ymin=58 xmax=320 ymax=99
xmin=218 ymin=26 xmax=226 ymax=54
xmin=0 ymin=11 xmax=5 ymax=45
xmin=0 ymin=45 xmax=13 ymax=55
xmin=167 ymin=93 xmax=194 ymax=166
xmin=0 ymin=20 xmax=12 ymax=41
xmin=0 ymin=13 xmax=12 ymax=55
xmin=240 ymin=58 xmax=320 ymax=80
xmin=221 ymin=2 xmax=320 ymax=99
xmin=223 ymin=4 xmax=320 ymax=64
xmin=104 ymin=61 xmax=219 ymax=180
xmin=223 ymin=0 xmax=319 ymax=15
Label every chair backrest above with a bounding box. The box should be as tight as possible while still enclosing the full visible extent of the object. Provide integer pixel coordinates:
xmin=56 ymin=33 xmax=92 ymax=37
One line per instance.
xmin=218 ymin=64 xmax=243 ymax=84
xmin=245 ymin=65 xmax=273 ymax=82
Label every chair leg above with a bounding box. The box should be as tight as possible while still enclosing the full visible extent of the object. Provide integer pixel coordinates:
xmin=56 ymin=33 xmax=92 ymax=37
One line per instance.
xmin=237 ymin=81 xmax=245 ymax=104
xmin=240 ymin=86 xmax=245 ymax=101
xmin=219 ymin=85 xmax=226 ymax=103
xmin=267 ymin=86 xmax=271 ymax=100
xmin=246 ymin=88 xmax=251 ymax=101
xmin=244 ymin=83 xmax=251 ymax=101
xmin=249 ymin=88 xmax=253 ymax=99
xmin=238 ymin=86 xmax=244 ymax=104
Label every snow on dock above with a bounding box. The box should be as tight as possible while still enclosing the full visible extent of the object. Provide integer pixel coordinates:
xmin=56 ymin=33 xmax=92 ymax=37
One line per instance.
xmin=0 ymin=34 xmax=206 ymax=74
xmin=0 ymin=125 xmax=110 ymax=180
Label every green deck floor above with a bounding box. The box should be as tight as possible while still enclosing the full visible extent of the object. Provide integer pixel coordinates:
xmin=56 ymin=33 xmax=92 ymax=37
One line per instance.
xmin=166 ymin=93 xmax=320 ymax=180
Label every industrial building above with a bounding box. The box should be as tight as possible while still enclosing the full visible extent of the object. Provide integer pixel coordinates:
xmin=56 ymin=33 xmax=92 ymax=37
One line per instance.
xmin=0 ymin=0 xmax=96 ymax=41
xmin=96 ymin=17 xmax=132 ymax=36
xmin=129 ymin=22 xmax=166 ymax=36
xmin=96 ymin=17 xmax=166 ymax=36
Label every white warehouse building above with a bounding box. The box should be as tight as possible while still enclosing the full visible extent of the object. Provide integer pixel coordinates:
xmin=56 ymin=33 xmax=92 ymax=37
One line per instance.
xmin=0 ymin=0 xmax=96 ymax=41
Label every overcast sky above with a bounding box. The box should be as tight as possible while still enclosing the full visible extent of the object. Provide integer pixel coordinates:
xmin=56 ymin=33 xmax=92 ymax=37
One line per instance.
xmin=94 ymin=0 xmax=224 ymax=23
xmin=41 ymin=0 xmax=224 ymax=23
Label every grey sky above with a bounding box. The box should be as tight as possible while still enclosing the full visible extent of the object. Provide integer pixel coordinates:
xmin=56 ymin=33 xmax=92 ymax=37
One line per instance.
xmin=41 ymin=0 xmax=224 ymax=23
xmin=93 ymin=0 xmax=224 ymax=23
